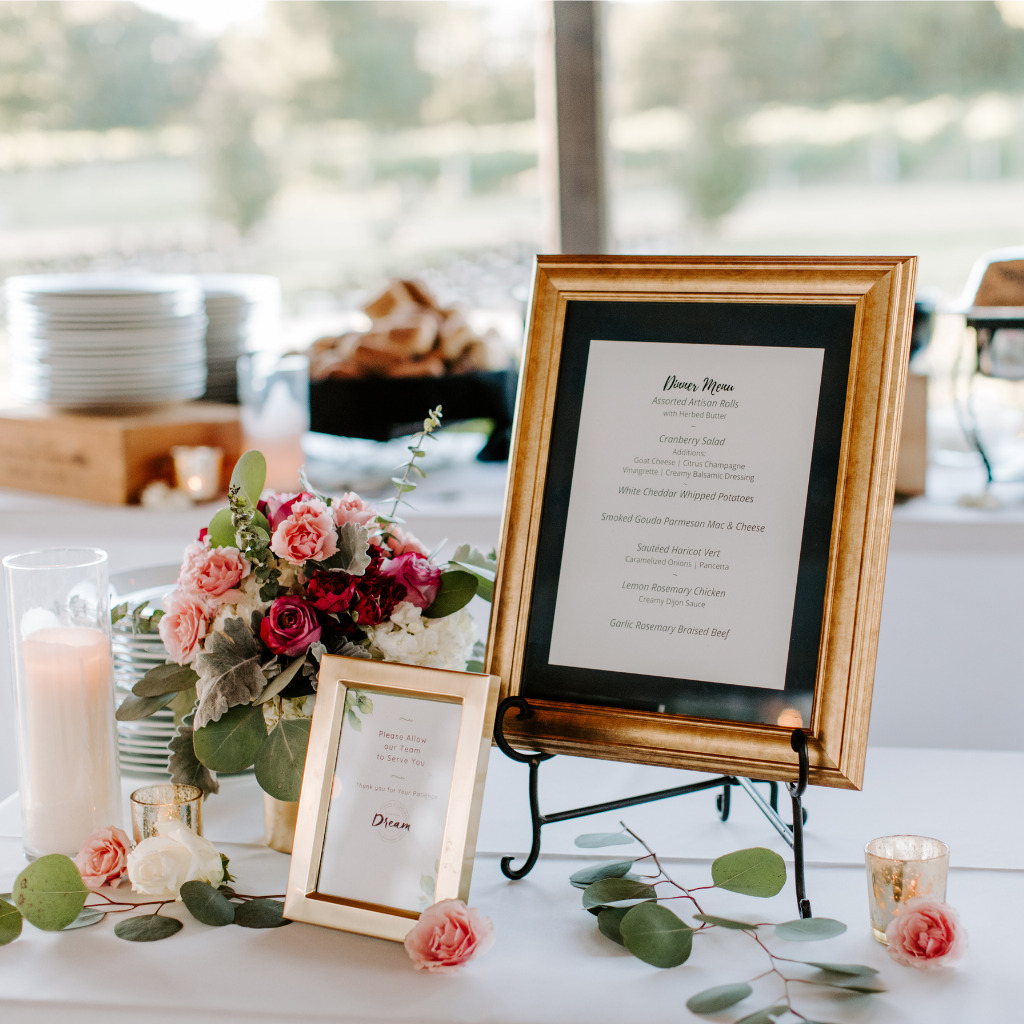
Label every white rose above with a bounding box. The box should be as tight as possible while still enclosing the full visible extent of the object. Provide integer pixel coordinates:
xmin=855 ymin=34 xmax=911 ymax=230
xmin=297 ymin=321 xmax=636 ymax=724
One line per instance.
xmin=127 ymin=820 xmax=224 ymax=899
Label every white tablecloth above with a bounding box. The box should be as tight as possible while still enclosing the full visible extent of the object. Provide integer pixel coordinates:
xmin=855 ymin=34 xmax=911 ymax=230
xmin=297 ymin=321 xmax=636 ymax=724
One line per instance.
xmin=0 ymin=746 xmax=1018 ymax=1023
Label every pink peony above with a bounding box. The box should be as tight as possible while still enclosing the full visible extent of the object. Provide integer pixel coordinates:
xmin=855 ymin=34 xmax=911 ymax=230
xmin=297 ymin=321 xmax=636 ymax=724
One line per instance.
xmin=403 ymin=899 xmax=494 ymax=973
xmin=270 ymin=498 xmax=338 ymax=564
xmin=333 ymin=491 xmax=379 ymax=529
xmin=384 ymin=524 xmax=429 ymax=558
xmin=305 ymin=568 xmax=359 ymax=614
xmin=381 ymin=552 xmax=441 ymax=609
xmin=886 ymin=899 xmax=967 ymax=969
xmin=349 ymin=574 xmax=405 ymax=626
xmin=74 ymin=825 xmax=132 ymax=889
xmin=180 ymin=544 xmax=250 ymax=609
xmin=159 ymin=589 xmax=210 ymax=664
xmin=260 ymin=595 xmax=322 ymax=656
xmin=264 ymin=491 xmax=314 ymax=532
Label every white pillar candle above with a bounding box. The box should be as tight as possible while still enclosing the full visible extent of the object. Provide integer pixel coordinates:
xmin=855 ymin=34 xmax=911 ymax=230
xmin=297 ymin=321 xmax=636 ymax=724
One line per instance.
xmin=20 ymin=626 xmax=121 ymax=857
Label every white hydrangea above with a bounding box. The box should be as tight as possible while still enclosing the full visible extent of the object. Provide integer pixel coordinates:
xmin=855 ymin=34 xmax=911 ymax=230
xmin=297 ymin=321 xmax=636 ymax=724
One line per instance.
xmin=366 ymin=601 xmax=478 ymax=670
xmin=263 ymin=694 xmax=316 ymax=731
xmin=210 ymin=572 xmax=272 ymax=634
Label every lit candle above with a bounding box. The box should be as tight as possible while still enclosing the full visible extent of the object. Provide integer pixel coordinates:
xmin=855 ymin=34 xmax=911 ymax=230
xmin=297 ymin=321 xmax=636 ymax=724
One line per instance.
xmin=20 ymin=626 xmax=122 ymax=857
xmin=171 ymin=445 xmax=223 ymax=501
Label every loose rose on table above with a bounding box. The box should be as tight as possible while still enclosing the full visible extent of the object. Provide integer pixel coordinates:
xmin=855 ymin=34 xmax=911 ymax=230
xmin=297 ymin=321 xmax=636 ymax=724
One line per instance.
xmin=74 ymin=825 xmax=132 ymax=889
xmin=885 ymin=898 xmax=967 ymax=969
xmin=403 ymin=899 xmax=494 ymax=973
xmin=126 ymin=820 xmax=225 ymax=900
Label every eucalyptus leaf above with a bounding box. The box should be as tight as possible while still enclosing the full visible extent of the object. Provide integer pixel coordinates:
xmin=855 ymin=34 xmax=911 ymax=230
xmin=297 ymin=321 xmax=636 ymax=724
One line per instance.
xmin=448 ymin=558 xmax=495 ymax=602
xmin=569 ymin=860 xmax=635 ymax=889
xmin=619 ymin=902 xmax=693 ymax=968
xmin=581 ymin=877 xmax=657 ymax=911
xmin=423 ymin=569 xmax=478 ymax=618
xmin=132 ymin=662 xmax=200 ymax=698
xmin=193 ymin=702 xmax=267 ymax=774
xmin=734 ymin=1008 xmax=784 ymax=1024
xmin=254 ymin=718 xmax=312 ymax=802
xmin=597 ymin=906 xmax=629 ymax=946
xmin=774 ymin=917 xmax=847 ymax=942
xmin=574 ymin=831 xmax=635 ymax=849
xmin=810 ymin=972 xmax=887 ymax=994
xmin=233 ymin=898 xmax=291 ymax=928
xmin=116 ymin=690 xmax=175 ymax=722
xmin=686 ymin=982 xmax=754 ymax=1014
xmin=711 ymin=847 xmax=787 ymax=897
xmin=64 ymin=906 xmax=106 ymax=931
xmin=693 ymin=913 xmax=760 ymax=930
xmin=803 ymin=962 xmax=879 ymax=977
xmin=257 ymin=654 xmax=308 ymax=704
xmin=168 ymin=723 xmax=220 ymax=795
xmin=13 ymin=855 xmax=88 ymax=931
xmin=0 ymin=898 xmax=22 ymax=945
xmin=194 ymin=617 xmax=267 ymax=728
xmin=207 ymin=507 xmax=238 ymax=549
xmin=180 ymin=881 xmax=236 ymax=927
xmin=114 ymin=914 xmax=183 ymax=942
xmin=230 ymin=449 xmax=267 ymax=506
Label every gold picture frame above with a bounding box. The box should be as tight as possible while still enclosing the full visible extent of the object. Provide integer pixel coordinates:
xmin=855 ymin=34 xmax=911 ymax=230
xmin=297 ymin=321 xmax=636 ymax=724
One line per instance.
xmin=284 ymin=656 xmax=500 ymax=941
xmin=487 ymin=255 xmax=916 ymax=791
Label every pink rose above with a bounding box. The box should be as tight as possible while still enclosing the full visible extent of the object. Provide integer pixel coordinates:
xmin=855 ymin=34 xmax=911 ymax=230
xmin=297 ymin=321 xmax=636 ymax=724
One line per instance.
xmin=381 ymin=553 xmax=441 ymax=609
xmin=74 ymin=825 xmax=132 ymax=889
xmin=159 ymin=589 xmax=209 ymax=664
xmin=264 ymin=492 xmax=314 ymax=532
xmin=271 ymin=498 xmax=338 ymax=564
xmin=384 ymin=524 xmax=429 ymax=558
xmin=180 ymin=544 xmax=250 ymax=609
xmin=260 ymin=595 xmax=322 ymax=656
xmin=333 ymin=491 xmax=379 ymax=529
xmin=403 ymin=899 xmax=494 ymax=973
xmin=886 ymin=899 xmax=967 ymax=969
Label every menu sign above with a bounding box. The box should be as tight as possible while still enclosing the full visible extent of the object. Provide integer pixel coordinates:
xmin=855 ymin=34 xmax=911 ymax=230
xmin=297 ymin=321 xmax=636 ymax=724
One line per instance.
xmin=548 ymin=339 xmax=824 ymax=692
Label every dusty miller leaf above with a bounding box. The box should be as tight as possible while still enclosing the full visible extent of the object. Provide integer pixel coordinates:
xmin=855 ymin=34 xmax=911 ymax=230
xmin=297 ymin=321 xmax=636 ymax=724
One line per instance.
xmin=194 ymin=617 xmax=266 ymax=728
xmin=321 ymin=522 xmax=372 ymax=575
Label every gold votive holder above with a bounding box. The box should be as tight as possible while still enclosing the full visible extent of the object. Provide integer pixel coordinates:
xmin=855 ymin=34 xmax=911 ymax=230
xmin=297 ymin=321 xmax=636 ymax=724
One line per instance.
xmin=130 ymin=784 xmax=203 ymax=844
xmin=171 ymin=445 xmax=223 ymax=502
xmin=865 ymin=834 xmax=948 ymax=943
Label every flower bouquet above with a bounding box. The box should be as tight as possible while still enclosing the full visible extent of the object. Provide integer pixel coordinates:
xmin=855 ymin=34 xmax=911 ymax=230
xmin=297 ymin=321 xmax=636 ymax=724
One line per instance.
xmin=115 ymin=408 xmax=495 ymax=802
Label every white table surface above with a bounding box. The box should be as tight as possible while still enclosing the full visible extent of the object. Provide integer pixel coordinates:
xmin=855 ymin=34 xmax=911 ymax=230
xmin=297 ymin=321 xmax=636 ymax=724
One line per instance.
xmin=0 ymin=746 xmax=1018 ymax=1023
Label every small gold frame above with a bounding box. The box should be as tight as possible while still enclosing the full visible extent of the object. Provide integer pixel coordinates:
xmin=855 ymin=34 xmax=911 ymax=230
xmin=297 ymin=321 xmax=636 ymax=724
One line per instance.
xmin=284 ymin=656 xmax=500 ymax=942
xmin=487 ymin=255 xmax=916 ymax=791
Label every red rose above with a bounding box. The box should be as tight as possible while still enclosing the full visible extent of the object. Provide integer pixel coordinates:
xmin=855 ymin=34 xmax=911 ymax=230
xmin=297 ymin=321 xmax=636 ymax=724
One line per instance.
xmin=260 ymin=595 xmax=322 ymax=656
xmin=381 ymin=553 xmax=441 ymax=610
xmin=305 ymin=569 xmax=360 ymax=614
xmin=350 ymin=574 xmax=405 ymax=626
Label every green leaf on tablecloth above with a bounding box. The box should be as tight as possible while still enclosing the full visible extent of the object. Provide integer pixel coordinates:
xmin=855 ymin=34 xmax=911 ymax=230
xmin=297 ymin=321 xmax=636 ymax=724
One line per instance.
xmin=711 ymin=847 xmax=787 ymax=897
xmin=193 ymin=702 xmax=266 ymax=774
xmin=597 ymin=906 xmax=629 ymax=946
xmin=570 ymin=860 xmax=635 ymax=889
xmin=685 ymin=981 xmax=754 ymax=1013
xmin=574 ymin=831 xmax=635 ymax=849
xmin=734 ymin=1007 xmax=786 ymax=1024
xmin=581 ymin=877 xmax=657 ymax=912
xmin=116 ymin=689 xmax=176 ymax=721
xmin=193 ymin=617 xmax=267 ymax=728
xmin=231 ymin=449 xmax=267 ymax=506
xmin=693 ymin=913 xmax=760 ymax=930
xmin=774 ymin=917 xmax=847 ymax=941
xmin=802 ymin=961 xmax=879 ymax=976
xmin=169 ymin=720 xmax=220 ymax=796
xmin=619 ymin=902 xmax=693 ymax=968
xmin=423 ymin=569 xmax=478 ymax=618
xmin=255 ymin=718 xmax=311 ymax=802
xmin=256 ymin=654 xmax=307 ymax=705
xmin=181 ymin=881 xmax=236 ymax=927
xmin=64 ymin=907 xmax=106 ymax=930
xmin=807 ymin=970 xmax=888 ymax=994
xmin=114 ymin=914 xmax=183 ymax=942
xmin=233 ymin=899 xmax=291 ymax=929
xmin=13 ymin=855 xmax=88 ymax=931
xmin=0 ymin=898 xmax=22 ymax=945
xmin=132 ymin=662 xmax=200 ymax=698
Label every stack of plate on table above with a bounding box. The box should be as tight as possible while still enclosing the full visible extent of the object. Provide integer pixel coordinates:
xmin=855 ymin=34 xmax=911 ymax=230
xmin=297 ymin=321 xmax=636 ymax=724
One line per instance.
xmin=4 ymin=273 xmax=208 ymax=409
xmin=198 ymin=274 xmax=281 ymax=403
xmin=109 ymin=565 xmax=181 ymax=776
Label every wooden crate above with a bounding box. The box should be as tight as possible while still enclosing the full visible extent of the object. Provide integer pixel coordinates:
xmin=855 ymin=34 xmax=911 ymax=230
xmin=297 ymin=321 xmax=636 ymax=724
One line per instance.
xmin=0 ymin=403 xmax=242 ymax=504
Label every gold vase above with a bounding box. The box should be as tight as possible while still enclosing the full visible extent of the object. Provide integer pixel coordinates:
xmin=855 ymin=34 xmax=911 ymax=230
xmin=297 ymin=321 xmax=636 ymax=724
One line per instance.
xmin=263 ymin=793 xmax=299 ymax=854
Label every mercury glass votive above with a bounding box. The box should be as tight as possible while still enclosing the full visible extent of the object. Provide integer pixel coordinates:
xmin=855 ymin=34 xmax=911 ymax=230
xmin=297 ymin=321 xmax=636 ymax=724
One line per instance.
xmin=130 ymin=784 xmax=203 ymax=843
xmin=171 ymin=445 xmax=223 ymax=501
xmin=865 ymin=834 xmax=949 ymax=943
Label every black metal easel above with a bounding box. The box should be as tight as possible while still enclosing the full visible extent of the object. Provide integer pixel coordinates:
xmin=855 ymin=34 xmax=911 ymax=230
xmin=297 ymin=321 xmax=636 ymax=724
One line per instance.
xmin=493 ymin=696 xmax=812 ymax=918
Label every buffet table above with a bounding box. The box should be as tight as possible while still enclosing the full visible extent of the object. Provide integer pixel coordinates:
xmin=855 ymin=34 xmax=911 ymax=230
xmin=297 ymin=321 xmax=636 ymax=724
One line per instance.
xmin=0 ymin=746 xmax=1019 ymax=1023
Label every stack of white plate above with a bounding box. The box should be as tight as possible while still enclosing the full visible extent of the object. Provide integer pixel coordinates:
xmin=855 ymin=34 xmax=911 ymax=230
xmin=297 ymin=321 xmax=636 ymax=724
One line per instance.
xmin=198 ymin=274 xmax=281 ymax=403
xmin=4 ymin=273 xmax=208 ymax=409
xmin=110 ymin=565 xmax=181 ymax=776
